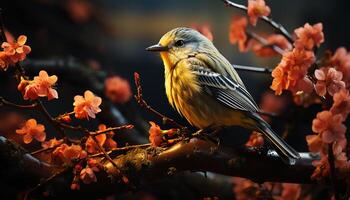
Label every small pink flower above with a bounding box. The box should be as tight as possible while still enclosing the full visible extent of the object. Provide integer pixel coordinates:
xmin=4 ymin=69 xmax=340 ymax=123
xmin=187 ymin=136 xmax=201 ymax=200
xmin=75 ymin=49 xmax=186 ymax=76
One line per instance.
xmin=330 ymin=89 xmax=350 ymax=120
xmin=305 ymin=135 xmax=323 ymax=153
xmin=73 ymin=90 xmax=102 ymax=119
xmin=330 ymin=47 xmax=350 ymax=84
xmin=245 ymin=131 xmax=264 ymax=147
xmin=294 ymin=23 xmax=324 ymax=50
xmin=18 ymin=70 xmax=58 ymax=100
xmin=80 ymin=167 xmax=97 ymax=184
xmin=0 ymin=51 xmax=12 ymax=70
xmin=148 ymin=121 xmax=163 ymax=147
xmin=229 ymin=16 xmax=249 ymax=52
xmin=333 ymin=142 xmax=349 ymax=168
xmin=314 ymin=67 xmax=345 ymax=96
xmin=1 ymin=35 xmax=31 ymax=63
xmin=271 ymin=48 xmax=315 ymax=95
xmin=16 ymin=119 xmax=46 ymax=144
xmin=86 ymin=124 xmax=117 ymax=154
xmin=52 ymin=144 xmax=87 ymax=165
xmin=104 ymin=76 xmax=132 ymax=104
xmin=41 ymin=138 xmax=63 ymax=149
xmin=312 ymin=111 xmax=346 ymax=144
xmin=247 ymin=0 xmax=271 ymax=26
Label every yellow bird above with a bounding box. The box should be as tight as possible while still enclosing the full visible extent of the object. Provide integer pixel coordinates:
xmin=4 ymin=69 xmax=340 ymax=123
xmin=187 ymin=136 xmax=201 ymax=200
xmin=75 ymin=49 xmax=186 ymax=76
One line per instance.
xmin=146 ymin=27 xmax=300 ymax=164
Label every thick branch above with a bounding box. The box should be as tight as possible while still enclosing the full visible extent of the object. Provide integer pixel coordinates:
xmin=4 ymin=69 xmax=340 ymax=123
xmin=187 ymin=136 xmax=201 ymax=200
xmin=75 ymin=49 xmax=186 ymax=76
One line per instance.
xmin=106 ymin=138 xmax=318 ymax=184
xmin=0 ymin=136 xmax=55 ymax=188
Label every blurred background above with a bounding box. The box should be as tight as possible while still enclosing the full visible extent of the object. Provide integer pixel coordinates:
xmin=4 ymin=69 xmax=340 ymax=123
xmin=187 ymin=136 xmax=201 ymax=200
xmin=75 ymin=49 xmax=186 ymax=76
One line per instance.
xmin=0 ymin=0 xmax=349 ymax=199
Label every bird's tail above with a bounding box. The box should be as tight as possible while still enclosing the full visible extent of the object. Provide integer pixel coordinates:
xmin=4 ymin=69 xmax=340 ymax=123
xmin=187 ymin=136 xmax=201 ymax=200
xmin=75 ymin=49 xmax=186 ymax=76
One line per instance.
xmin=250 ymin=113 xmax=300 ymax=165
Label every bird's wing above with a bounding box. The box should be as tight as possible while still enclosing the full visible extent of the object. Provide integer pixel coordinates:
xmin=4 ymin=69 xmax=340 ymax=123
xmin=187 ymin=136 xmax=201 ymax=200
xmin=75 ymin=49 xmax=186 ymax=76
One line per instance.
xmin=190 ymin=65 xmax=259 ymax=112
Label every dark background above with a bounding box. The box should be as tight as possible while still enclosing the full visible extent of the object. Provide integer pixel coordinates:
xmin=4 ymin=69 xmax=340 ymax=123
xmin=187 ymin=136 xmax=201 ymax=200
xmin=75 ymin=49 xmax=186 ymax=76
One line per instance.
xmin=0 ymin=0 xmax=348 ymax=199
xmin=1 ymin=0 xmax=349 ymax=153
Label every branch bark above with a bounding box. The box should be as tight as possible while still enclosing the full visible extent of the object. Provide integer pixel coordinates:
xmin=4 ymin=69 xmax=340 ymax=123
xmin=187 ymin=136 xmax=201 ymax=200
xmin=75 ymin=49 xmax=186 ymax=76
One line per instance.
xmin=106 ymin=138 xmax=317 ymax=184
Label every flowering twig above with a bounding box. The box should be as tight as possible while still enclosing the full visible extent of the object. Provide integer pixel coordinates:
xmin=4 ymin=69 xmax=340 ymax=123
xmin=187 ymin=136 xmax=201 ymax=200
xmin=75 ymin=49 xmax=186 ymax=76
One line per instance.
xmin=134 ymin=72 xmax=185 ymax=129
xmin=90 ymin=124 xmax=134 ymax=136
xmin=30 ymin=142 xmax=63 ymax=155
xmin=89 ymin=143 xmax=152 ymax=158
xmin=0 ymin=97 xmax=38 ymax=109
xmin=222 ymin=0 xmax=294 ymax=43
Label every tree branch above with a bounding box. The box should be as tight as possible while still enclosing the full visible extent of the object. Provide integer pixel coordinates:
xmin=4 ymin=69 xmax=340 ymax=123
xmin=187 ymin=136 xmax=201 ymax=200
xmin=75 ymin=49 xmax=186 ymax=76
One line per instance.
xmin=105 ymin=138 xmax=318 ymax=184
xmin=222 ymin=0 xmax=294 ymax=43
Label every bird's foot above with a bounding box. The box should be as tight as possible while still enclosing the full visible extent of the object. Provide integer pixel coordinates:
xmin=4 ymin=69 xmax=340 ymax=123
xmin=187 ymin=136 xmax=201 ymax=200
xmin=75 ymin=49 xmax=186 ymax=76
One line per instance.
xmin=192 ymin=127 xmax=222 ymax=146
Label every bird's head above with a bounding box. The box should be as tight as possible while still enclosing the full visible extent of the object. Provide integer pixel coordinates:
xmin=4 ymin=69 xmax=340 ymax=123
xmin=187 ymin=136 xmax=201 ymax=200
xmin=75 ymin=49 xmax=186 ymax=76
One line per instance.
xmin=146 ymin=27 xmax=213 ymax=70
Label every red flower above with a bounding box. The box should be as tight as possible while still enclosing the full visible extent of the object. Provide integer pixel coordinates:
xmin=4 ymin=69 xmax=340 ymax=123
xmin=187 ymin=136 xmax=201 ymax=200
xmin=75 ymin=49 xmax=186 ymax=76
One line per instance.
xmin=104 ymin=76 xmax=132 ymax=104
xmin=245 ymin=131 xmax=264 ymax=147
xmin=16 ymin=119 xmax=46 ymax=144
xmin=314 ymin=67 xmax=345 ymax=96
xmin=18 ymin=71 xmax=58 ymax=100
xmin=80 ymin=167 xmax=97 ymax=184
xmin=86 ymin=124 xmax=117 ymax=154
xmin=305 ymin=135 xmax=322 ymax=152
xmin=294 ymin=23 xmax=324 ymax=50
xmin=330 ymin=47 xmax=350 ymax=84
xmin=271 ymin=48 xmax=315 ymax=95
xmin=271 ymin=65 xmax=289 ymax=95
xmin=252 ymin=34 xmax=292 ymax=57
xmin=42 ymin=138 xmax=63 ymax=149
xmin=330 ymin=89 xmax=350 ymax=120
xmin=229 ymin=16 xmax=250 ymax=52
xmin=148 ymin=121 xmax=163 ymax=147
xmin=73 ymin=90 xmax=102 ymax=119
xmin=0 ymin=51 xmax=12 ymax=70
xmin=247 ymin=0 xmax=271 ymax=26
xmin=312 ymin=111 xmax=346 ymax=144
xmin=333 ymin=142 xmax=349 ymax=168
xmin=52 ymin=144 xmax=87 ymax=165
xmin=1 ymin=35 xmax=31 ymax=63
xmin=190 ymin=23 xmax=213 ymax=41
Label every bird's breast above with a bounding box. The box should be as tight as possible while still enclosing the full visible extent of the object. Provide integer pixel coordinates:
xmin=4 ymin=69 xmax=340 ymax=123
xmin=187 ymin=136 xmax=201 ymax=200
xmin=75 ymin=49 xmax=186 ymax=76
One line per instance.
xmin=164 ymin=60 xmax=245 ymax=129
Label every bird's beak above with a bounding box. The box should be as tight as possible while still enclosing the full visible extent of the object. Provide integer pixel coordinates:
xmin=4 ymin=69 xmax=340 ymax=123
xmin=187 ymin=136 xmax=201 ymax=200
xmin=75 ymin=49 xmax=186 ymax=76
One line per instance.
xmin=146 ymin=44 xmax=169 ymax=52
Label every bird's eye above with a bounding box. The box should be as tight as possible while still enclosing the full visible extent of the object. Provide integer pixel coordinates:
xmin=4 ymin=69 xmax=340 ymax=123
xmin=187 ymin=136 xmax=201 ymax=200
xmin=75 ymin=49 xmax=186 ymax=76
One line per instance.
xmin=174 ymin=40 xmax=185 ymax=47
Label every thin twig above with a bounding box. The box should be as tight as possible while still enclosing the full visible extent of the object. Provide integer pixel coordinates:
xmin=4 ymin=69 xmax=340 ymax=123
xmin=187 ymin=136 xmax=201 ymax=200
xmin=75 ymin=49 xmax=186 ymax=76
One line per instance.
xmin=30 ymin=142 xmax=64 ymax=155
xmin=90 ymin=135 xmax=122 ymax=175
xmin=328 ymin=143 xmax=340 ymax=200
xmin=90 ymin=124 xmax=134 ymax=136
xmin=233 ymin=64 xmax=273 ymax=73
xmin=222 ymin=0 xmax=294 ymax=43
xmin=89 ymin=143 xmax=152 ymax=158
xmin=247 ymin=31 xmax=286 ymax=55
xmin=0 ymin=97 xmax=38 ymax=109
xmin=134 ymin=72 xmax=185 ymax=128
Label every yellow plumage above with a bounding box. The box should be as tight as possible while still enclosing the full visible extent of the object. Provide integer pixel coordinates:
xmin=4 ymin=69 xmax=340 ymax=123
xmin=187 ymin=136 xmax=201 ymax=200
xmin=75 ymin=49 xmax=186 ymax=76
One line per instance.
xmin=146 ymin=27 xmax=300 ymax=164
